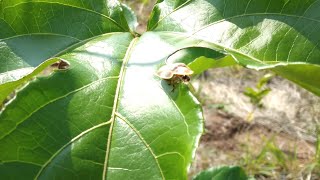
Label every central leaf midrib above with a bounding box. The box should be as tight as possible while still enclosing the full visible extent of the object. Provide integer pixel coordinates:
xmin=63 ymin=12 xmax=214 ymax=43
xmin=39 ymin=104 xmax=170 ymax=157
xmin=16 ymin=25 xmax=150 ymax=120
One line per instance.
xmin=102 ymin=37 xmax=139 ymax=180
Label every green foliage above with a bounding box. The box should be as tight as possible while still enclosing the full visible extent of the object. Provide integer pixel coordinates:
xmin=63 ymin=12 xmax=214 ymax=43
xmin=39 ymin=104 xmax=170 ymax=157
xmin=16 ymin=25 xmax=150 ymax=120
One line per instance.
xmin=149 ymin=0 xmax=320 ymax=96
xmin=316 ymin=129 xmax=320 ymax=163
xmin=192 ymin=166 xmax=249 ymax=180
xmin=0 ymin=0 xmax=320 ymax=179
xmin=188 ymin=55 xmax=236 ymax=75
xmin=240 ymin=136 xmax=315 ymax=179
xmin=0 ymin=1 xmax=203 ymax=179
xmin=304 ymin=128 xmax=320 ymax=178
xmin=244 ymin=73 xmax=273 ymax=108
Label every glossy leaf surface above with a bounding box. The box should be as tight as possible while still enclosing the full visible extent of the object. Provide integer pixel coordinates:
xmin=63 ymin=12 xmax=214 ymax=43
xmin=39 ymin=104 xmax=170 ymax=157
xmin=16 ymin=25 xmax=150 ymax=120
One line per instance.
xmin=0 ymin=32 xmax=205 ymax=180
xmin=0 ymin=0 xmax=204 ymax=179
xmin=0 ymin=0 xmax=132 ymax=82
xmin=0 ymin=0 xmax=136 ymax=102
xmin=149 ymin=0 xmax=320 ymax=96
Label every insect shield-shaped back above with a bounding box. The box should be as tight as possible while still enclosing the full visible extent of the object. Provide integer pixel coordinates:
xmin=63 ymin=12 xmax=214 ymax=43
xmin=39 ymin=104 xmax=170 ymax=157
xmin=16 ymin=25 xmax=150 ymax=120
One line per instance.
xmin=156 ymin=63 xmax=194 ymax=92
xmin=156 ymin=63 xmax=193 ymax=79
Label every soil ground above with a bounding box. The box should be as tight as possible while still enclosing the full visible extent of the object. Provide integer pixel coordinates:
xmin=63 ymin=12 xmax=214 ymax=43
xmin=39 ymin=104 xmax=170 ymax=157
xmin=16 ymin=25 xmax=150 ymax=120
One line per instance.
xmin=190 ymin=67 xmax=320 ymax=179
xmin=189 ymin=107 xmax=318 ymax=179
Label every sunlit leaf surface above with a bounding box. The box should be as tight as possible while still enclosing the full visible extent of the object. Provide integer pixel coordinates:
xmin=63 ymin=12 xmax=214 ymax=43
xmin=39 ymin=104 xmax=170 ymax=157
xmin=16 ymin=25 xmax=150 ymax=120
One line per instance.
xmin=0 ymin=1 xmax=203 ymax=179
xmin=149 ymin=0 xmax=320 ymax=96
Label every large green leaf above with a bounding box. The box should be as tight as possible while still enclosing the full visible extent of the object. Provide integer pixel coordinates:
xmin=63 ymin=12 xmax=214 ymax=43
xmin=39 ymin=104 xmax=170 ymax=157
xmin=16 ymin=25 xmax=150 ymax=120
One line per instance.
xmin=0 ymin=32 xmax=205 ymax=179
xmin=148 ymin=0 xmax=320 ymax=96
xmin=0 ymin=0 xmax=205 ymax=179
xmin=0 ymin=0 xmax=136 ymax=103
xmin=0 ymin=0 xmax=132 ymax=72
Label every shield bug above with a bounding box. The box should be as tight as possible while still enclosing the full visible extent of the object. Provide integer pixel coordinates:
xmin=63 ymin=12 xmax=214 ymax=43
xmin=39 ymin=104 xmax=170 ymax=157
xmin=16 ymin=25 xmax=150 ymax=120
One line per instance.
xmin=156 ymin=63 xmax=194 ymax=91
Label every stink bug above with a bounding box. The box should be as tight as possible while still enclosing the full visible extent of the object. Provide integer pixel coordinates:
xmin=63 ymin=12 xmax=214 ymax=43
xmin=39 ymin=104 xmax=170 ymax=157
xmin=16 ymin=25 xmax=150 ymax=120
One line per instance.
xmin=156 ymin=63 xmax=194 ymax=91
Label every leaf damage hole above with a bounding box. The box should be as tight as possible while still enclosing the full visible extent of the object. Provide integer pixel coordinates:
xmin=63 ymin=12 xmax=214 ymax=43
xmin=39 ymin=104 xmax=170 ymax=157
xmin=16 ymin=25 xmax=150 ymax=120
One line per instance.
xmin=51 ymin=60 xmax=70 ymax=70
xmin=40 ymin=59 xmax=70 ymax=77
xmin=0 ymin=91 xmax=17 ymax=113
xmin=0 ymin=59 xmax=70 ymax=113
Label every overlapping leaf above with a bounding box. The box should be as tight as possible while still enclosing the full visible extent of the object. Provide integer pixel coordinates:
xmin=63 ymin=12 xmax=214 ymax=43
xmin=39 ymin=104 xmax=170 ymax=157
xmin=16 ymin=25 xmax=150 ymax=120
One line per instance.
xmin=149 ymin=0 xmax=320 ymax=96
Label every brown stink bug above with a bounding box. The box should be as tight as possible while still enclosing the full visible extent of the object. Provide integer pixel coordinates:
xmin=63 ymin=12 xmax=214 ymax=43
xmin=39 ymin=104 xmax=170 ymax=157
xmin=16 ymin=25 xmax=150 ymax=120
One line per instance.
xmin=156 ymin=63 xmax=194 ymax=91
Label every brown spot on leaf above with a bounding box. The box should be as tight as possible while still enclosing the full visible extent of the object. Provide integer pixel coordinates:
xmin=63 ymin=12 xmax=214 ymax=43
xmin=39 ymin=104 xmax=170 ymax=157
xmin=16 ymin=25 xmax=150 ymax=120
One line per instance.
xmin=50 ymin=60 xmax=70 ymax=70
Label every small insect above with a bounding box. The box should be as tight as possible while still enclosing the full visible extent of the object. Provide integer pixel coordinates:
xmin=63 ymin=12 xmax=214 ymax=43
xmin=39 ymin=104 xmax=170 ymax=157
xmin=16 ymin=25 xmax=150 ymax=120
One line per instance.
xmin=156 ymin=63 xmax=194 ymax=91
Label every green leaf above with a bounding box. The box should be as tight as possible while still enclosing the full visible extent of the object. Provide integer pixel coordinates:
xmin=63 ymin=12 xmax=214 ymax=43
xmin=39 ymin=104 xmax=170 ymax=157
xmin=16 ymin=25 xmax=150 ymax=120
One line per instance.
xmin=148 ymin=0 xmax=320 ymax=96
xmin=0 ymin=0 xmax=133 ymax=81
xmin=0 ymin=58 xmax=63 ymax=105
xmin=120 ymin=4 xmax=139 ymax=33
xmin=0 ymin=31 xmax=205 ymax=179
xmin=156 ymin=46 xmax=231 ymax=74
xmin=192 ymin=166 xmax=249 ymax=180
xmin=0 ymin=0 xmax=138 ymax=112
xmin=272 ymin=64 xmax=320 ymax=96
xmin=256 ymin=74 xmax=273 ymax=90
xmin=0 ymin=0 xmax=206 ymax=179
xmin=188 ymin=55 xmax=236 ymax=75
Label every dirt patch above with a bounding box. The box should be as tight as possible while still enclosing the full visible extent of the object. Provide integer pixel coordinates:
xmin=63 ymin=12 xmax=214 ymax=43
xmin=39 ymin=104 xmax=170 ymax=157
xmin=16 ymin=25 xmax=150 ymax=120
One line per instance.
xmin=201 ymin=110 xmax=251 ymax=142
xmin=194 ymin=67 xmax=320 ymax=142
xmin=189 ymin=108 xmax=318 ymax=179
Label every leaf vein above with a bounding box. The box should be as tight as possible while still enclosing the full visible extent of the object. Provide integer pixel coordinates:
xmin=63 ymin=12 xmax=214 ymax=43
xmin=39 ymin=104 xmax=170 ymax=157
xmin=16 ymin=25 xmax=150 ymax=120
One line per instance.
xmin=0 ymin=76 xmax=118 ymax=140
xmin=115 ymin=112 xmax=165 ymax=179
xmin=102 ymin=37 xmax=139 ymax=179
xmin=148 ymin=0 xmax=194 ymax=30
xmin=34 ymin=120 xmax=112 ymax=179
